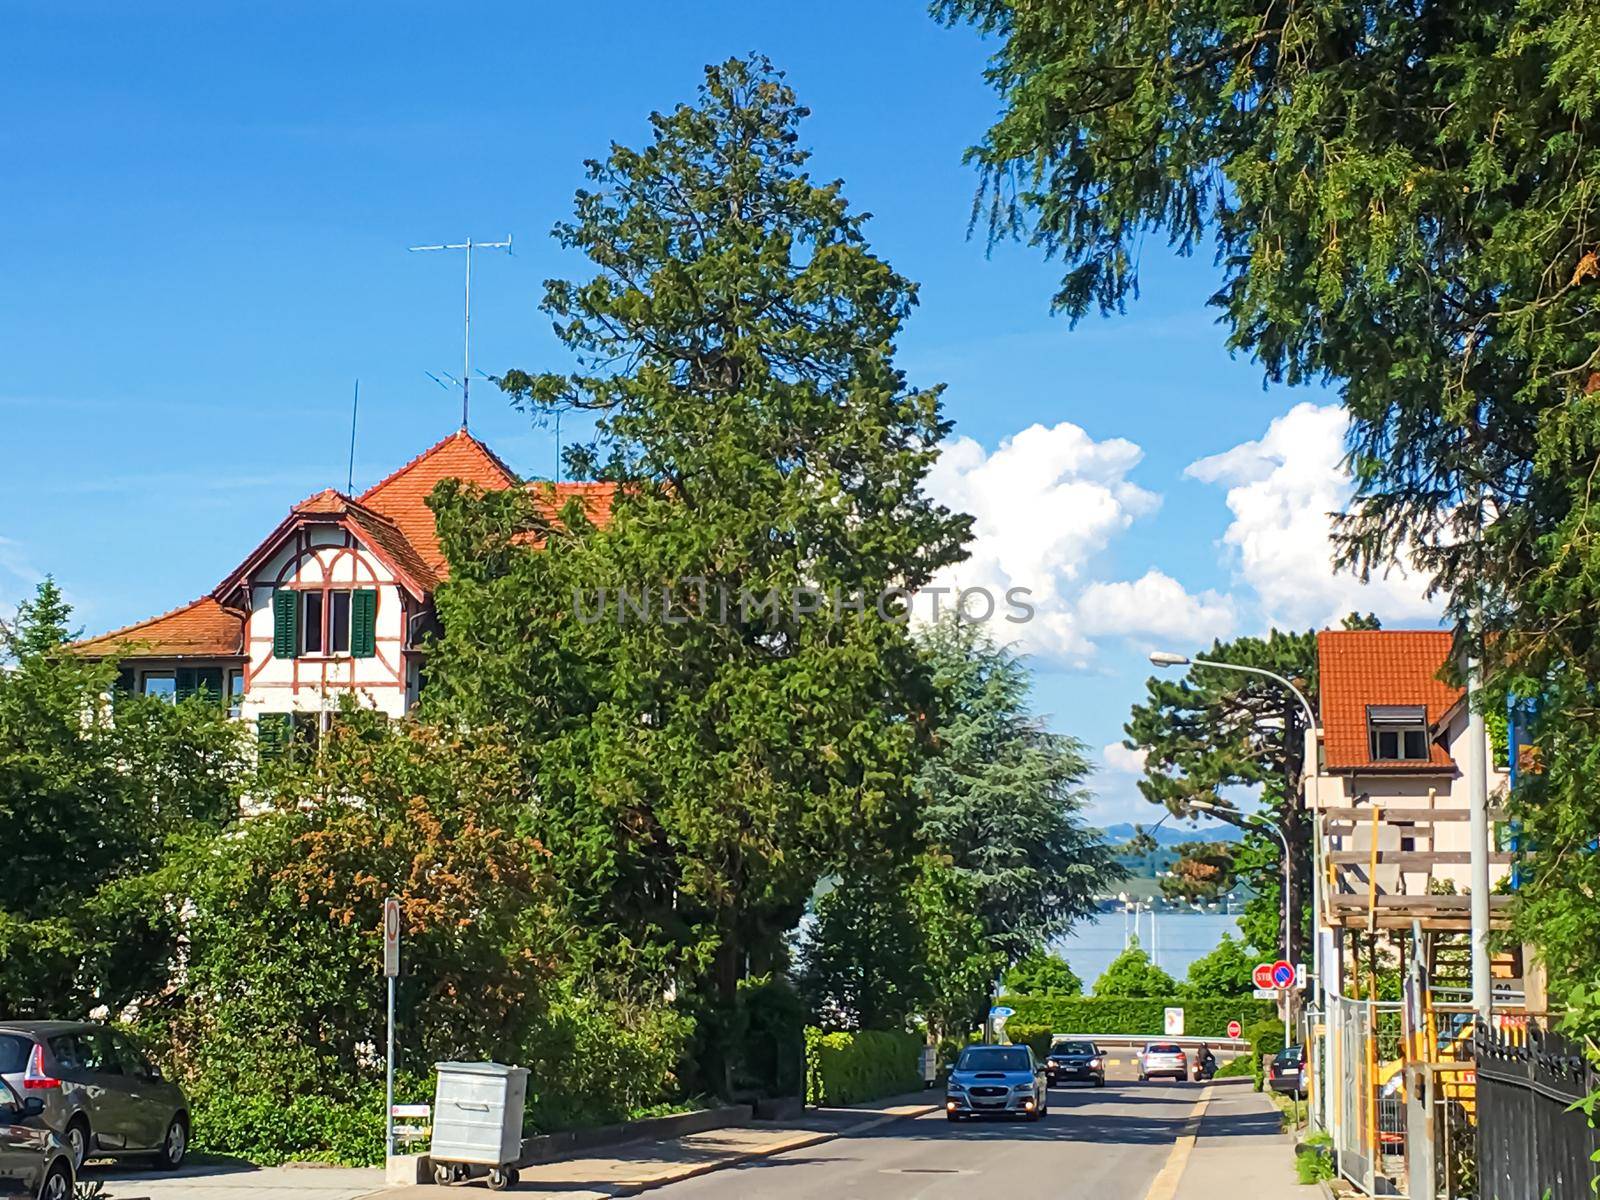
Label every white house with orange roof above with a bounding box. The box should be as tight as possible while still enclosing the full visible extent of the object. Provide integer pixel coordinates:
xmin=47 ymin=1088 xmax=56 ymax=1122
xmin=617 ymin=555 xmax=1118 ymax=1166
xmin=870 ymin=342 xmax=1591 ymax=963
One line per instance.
xmin=1305 ymin=629 xmax=1512 ymax=932
xmin=76 ymin=430 xmax=613 ymax=750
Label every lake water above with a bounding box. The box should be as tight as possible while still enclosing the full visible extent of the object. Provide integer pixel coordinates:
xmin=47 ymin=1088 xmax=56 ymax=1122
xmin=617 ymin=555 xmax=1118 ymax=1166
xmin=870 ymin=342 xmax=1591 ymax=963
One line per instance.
xmin=1047 ymin=909 xmax=1241 ymax=987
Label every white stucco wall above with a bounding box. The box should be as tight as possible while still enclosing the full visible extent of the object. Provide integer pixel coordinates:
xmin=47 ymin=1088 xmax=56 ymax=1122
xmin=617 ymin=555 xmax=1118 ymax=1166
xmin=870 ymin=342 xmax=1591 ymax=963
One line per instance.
xmin=238 ymin=524 xmax=412 ymax=722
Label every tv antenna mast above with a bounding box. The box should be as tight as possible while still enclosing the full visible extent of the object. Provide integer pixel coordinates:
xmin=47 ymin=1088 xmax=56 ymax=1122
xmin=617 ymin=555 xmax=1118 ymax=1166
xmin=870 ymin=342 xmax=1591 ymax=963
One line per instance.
xmin=408 ymin=234 xmax=512 ymax=430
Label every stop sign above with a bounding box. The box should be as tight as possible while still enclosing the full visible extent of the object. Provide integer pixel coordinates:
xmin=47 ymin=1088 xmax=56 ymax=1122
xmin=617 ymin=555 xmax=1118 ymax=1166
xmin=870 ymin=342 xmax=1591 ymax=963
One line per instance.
xmin=1252 ymin=963 xmax=1276 ymax=989
xmin=1227 ymin=1020 xmax=1242 ymax=1039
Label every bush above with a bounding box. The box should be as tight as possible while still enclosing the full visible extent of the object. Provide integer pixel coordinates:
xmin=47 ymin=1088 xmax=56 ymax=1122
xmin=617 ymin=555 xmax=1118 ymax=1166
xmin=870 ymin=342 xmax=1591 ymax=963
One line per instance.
xmin=804 ymin=1027 xmax=923 ymax=1106
xmin=1004 ymin=995 xmax=1273 ymax=1036
xmin=1213 ymin=1053 xmax=1253 ymax=1079
xmin=1244 ymin=1018 xmax=1287 ymax=1091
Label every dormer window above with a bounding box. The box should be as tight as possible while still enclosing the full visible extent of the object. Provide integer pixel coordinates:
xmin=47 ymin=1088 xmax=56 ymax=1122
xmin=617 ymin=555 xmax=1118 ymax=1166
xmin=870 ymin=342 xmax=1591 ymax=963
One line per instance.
xmin=1368 ymin=705 xmax=1430 ymax=762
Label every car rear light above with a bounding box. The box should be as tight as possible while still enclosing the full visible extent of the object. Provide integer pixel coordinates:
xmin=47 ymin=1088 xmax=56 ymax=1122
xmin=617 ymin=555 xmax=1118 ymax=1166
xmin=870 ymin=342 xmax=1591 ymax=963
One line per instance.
xmin=23 ymin=1043 xmax=60 ymax=1090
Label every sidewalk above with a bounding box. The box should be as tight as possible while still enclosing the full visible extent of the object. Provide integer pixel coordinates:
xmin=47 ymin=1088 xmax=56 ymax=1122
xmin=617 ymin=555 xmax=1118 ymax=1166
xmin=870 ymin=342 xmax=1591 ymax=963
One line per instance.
xmin=378 ymin=1090 xmax=942 ymax=1199
xmin=1172 ymin=1080 xmax=1311 ymax=1199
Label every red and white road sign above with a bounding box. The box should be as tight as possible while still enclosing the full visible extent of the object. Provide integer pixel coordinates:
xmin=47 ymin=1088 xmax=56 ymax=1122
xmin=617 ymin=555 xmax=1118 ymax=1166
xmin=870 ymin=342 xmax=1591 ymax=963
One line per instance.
xmin=1227 ymin=1020 xmax=1242 ymax=1039
xmin=1271 ymin=959 xmax=1295 ymax=988
xmin=383 ymin=897 xmax=401 ymax=978
xmin=1252 ymin=963 xmax=1276 ymax=989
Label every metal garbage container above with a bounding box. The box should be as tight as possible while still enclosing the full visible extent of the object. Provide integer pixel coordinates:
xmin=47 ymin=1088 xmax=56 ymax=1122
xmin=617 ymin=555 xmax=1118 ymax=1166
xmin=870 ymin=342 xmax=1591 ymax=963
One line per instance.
xmin=429 ymin=1061 xmax=529 ymax=1190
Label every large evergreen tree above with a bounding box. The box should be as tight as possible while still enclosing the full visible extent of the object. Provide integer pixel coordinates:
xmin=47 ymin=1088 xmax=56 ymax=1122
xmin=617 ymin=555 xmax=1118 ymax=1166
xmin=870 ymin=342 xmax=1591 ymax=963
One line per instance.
xmin=797 ymin=617 xmax=1118 ymax=1036
xmin=425 ymin=59 xmax=970 ymax=1059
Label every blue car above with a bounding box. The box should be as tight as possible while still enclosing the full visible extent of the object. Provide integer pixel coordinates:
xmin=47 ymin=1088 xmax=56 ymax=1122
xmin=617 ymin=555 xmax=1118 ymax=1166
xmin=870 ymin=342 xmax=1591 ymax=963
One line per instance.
xmin=945 ymin=1044 xmax=1048 ymax=1122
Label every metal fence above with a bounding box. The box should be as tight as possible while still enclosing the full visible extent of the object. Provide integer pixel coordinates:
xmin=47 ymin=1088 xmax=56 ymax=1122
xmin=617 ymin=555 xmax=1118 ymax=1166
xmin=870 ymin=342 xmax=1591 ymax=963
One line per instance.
xmin=1330 ymin=994 xmax=1410 ymax=1195
xmin=1475 ymin=1019 xmax=1600 ymax=1200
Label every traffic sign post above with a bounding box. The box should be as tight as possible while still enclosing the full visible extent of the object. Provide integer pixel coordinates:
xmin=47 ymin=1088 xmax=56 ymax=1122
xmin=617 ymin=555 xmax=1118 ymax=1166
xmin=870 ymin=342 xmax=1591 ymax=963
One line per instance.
xmin=1227 ymin=1020 xmax=1242 ymax=1040
xmin=1252 ymin=963 xmax=1276 ymax=990
xmin=383 ymin=898 xmax=400 ymax=1159
xmin=1270 ymin=961 xmax=1294 ymax=1050
xmin=1164 ymin=1007 xmax=1185 ymax=1037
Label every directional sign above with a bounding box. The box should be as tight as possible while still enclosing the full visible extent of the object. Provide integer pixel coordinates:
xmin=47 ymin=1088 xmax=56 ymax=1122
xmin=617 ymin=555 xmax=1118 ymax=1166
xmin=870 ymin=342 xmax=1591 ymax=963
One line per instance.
xmin=383 ymin=897 xmax=401 ymax=978
xmin=1252 ymin=963 xmax=1276 ymax=990
xmin=1295 ymin=962 xmax=1308 ymax=989
xmin=1227 ymin=1020 xmax=1242 ymax=1039
xmin=1253 ymin=987 xmax=1280 ymax=999
xmin=1271 ymin=960 xmax=1295 ymax=988
xmin=989 ymin=1006 xmax=1015 ymax=1019
xmin=390 ymin=1104 xmax=431 ymax=1119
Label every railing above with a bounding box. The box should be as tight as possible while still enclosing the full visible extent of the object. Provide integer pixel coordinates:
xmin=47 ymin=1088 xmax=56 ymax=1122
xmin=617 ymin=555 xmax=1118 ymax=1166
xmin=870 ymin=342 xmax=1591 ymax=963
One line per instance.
xmin=1475 ymin=1020 xmax=1600 ymax=1200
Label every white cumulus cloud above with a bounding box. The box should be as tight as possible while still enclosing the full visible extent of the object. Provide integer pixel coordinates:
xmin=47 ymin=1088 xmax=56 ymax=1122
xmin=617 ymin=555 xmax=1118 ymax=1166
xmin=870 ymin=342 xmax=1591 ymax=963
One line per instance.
xmin=1077 ymin=569 xmax=1236 ymax=644
xmin=921 ymin=421 xmax=1161 ymax=662
xmin=1101 ymin=742 xmax=1149 ymax=774
xmin=921 ymin=422 xmax=1245 ymax=663
xmin=1185 ymin=402 xmax=1441 ymax=629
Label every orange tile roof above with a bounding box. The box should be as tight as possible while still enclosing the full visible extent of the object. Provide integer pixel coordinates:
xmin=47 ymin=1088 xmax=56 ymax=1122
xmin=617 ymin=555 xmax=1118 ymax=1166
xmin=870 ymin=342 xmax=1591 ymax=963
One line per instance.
xmin=359 ymin=430 xmax=521 ymax=576
xmin=79 ymin=431 xmax=620 ymax=658
xmin=75 ymin=597 xmax=245 ymax=659
xmin=1317 ymin=630 xmax=1460 ymax=772
xmin=525 ymin=481 xmax=619 ymax=530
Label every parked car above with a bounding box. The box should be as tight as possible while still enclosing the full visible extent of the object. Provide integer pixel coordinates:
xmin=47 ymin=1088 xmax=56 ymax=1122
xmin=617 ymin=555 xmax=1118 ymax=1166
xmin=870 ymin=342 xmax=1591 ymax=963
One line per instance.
xmin=1137 ymin=1042 xmax=1188 ymax=1082
xmin=1044 ymin=1038 xmax=1105 ymax=1087
xmin=0 ymin=1075 xmax=73 ymax=1200
xmin=945 ymin=1044 xmax=1049 ymax=1121
xmin=0 ymin=1021 xmax=188 ymax=1173
xmin=1268 ymin=1046 xmax=1306 ymax=1097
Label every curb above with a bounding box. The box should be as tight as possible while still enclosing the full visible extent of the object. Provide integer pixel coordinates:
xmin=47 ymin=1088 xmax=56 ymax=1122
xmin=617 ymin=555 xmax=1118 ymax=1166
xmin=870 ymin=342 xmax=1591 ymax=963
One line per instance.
xmin=597 ymin=1103 xmax=941 ymax=1197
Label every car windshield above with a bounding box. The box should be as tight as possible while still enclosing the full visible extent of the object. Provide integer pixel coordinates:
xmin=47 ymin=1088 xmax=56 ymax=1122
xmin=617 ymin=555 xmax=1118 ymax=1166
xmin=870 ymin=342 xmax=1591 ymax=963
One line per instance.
xmin=1279 ymin=1048 xmax=1304 ymax=1064
xmin=0 ymin=1035 xmax=29 ymax=1075
xmin=1052 ymin=1041 xmax=1096 ymax=1055
xmin=956 ymin=1046 xmax=1032 ymax=1072
xmin=1147 ymin=1044 xmax=1183 ymax=1054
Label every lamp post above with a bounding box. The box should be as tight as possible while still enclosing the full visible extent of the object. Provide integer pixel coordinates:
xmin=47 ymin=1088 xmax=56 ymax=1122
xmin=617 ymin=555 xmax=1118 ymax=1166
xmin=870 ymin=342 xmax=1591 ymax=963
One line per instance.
xmin=1189 ymin=800 xmax=1293 ymax=1051
xmin=1148 ymin=652 xmax=1321 ymax=994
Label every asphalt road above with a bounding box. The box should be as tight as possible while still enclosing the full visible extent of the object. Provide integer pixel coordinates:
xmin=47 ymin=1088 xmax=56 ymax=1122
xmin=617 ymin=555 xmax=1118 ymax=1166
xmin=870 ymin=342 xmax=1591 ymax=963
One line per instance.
xmin=650 ymin=1076 xmax=1221 ymax=1200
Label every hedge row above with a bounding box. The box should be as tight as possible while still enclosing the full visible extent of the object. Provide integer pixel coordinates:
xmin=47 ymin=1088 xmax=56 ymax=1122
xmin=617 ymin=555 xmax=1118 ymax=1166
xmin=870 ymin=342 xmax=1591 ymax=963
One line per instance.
xmin=803 ymin=1027 xmax=923 ymax=1106
xmin=1002 ymin=996 xmax=1274 ymax=1037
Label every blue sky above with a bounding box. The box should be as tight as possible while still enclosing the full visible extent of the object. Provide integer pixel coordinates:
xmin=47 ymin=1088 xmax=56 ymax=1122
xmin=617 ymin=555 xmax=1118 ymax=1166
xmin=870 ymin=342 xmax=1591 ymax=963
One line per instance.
xmin=1 ymin=2 xmax=1441 ymax=823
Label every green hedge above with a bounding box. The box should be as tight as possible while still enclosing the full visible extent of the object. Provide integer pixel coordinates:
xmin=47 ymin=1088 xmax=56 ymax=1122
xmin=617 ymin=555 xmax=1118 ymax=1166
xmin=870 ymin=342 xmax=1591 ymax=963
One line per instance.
xmin=804 ymin=1028 xmax=923 ymax=1106
xmin=1003 ymin=996 xmax=1273 ymax=1037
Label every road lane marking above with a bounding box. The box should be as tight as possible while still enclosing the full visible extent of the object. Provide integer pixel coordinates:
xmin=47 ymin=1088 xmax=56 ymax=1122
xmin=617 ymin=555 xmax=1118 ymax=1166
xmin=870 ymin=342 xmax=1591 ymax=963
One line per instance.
xmin=1141 ymin=1085 xmax=1214 ymax=1200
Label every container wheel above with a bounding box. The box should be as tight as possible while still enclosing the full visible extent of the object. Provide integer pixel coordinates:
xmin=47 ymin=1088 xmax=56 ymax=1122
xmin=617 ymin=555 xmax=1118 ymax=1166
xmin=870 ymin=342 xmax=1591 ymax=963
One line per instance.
xmin=486 ymin=1166 xmax=514 ymax=1191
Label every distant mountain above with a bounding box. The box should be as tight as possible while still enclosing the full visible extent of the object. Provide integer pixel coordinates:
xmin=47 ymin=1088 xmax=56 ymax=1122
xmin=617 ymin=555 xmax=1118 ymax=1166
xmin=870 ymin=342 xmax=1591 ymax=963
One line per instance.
xmin=1098 ymin=821 xmax=1244 ymax=847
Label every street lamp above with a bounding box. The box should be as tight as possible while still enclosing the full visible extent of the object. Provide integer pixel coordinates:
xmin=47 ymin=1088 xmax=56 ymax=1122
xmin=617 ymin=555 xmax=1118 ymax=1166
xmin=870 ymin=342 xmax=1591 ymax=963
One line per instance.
xmin=1148 ymin=651 xmax=1323 ymax=1009
xmin=1189 ymin=799 xmax=1294 ymax=1051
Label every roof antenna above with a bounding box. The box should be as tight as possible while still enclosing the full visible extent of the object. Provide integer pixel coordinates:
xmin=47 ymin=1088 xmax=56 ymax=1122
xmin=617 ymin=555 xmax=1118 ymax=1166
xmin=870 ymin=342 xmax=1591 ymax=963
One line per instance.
xmin=408 ymin=235 xmax=513 ymax=431
xmin=346 ymin=379 xmax=360 ymax=495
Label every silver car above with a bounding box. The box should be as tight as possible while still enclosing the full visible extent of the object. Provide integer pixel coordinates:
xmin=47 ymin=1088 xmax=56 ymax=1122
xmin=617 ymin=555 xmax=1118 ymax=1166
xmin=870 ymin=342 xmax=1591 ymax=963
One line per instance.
xmin=944 ymin=1044 xmax=1048 ymax=1122
xmin=0 ymin=1022 xmax=189 ymax=1173
xmin=1137 ymin=1041 xmax=1189 ymax=1082
xmin=0 ymin=1076 xmax=74 ymax=1200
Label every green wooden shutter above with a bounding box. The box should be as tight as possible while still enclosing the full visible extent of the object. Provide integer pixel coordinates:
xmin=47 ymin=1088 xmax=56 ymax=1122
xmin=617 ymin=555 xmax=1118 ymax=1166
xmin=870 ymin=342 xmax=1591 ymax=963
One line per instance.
xmin=257 ymin=713 xmax=291 ymax=760
xmin=175 ymin=668 xmax=197 ymax=701
xmin=196 ymin=667 xmax=224 ymax=702
xmin=272 ymin=590 xmax=298 ymax=658
xmin=351 ymin=589 xmax=377 ymax=658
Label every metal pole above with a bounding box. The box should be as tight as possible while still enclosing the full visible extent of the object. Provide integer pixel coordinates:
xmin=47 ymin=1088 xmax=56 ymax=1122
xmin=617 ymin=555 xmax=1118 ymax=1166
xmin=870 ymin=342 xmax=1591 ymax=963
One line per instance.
xmin=462 ymin=238 xmax=471 ymax=430
xmin=385 ymin=973 xmax=395 ymax=1158
xmin=1467 ymin=641 xmax=1492 ymax=1021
